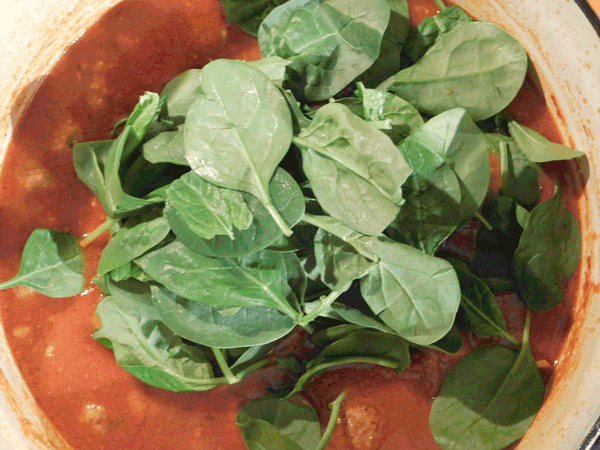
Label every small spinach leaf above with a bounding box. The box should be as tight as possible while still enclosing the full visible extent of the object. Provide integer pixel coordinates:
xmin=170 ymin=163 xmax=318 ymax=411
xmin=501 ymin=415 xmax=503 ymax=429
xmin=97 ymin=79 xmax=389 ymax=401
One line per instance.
xmin=378 ymin=22 xmax=528 ymax=121
xmin=221 ymin=0 xmax=288 ymax=37
xmin=97 ymin=211 xmax=171 ymax=275
xmin=513 ymin=181 xmax=581 ymax=312
xmin=160 ymin=69 xmax=204 ymax=119
xmin=404 ymin=5 xmax=472 ymax=62
xmin=0 ymin=229 xmax=84 ymax=298
xmin=142 ymin=130 xmax=188 ymax=166
xmin=508 ymin=121 xmax=585 ymax=162
xmin=258 ymin=0 xmax=391 ymax=101
xmin=166 ymin=171 xmax=253 ymax=240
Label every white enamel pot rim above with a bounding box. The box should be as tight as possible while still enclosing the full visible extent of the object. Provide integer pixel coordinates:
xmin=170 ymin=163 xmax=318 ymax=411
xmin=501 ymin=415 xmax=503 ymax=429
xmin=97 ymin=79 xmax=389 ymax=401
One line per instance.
xmin=1 ymin=0 xmax=600 ymax=449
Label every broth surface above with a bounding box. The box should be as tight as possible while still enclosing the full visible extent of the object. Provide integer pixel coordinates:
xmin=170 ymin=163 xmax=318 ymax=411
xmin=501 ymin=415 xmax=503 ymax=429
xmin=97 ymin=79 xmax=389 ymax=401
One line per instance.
xmin=0 ymin=1 xmax=574 ymax=449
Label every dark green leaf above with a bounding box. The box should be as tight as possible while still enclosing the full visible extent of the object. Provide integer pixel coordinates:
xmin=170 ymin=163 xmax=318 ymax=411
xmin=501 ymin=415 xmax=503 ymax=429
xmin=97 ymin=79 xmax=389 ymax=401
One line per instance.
xmin=513 ymin=182 xmax=581 ymax=312
xmin=0 ymin=229 xmax=84 ymax=298
xmin=160 ymin=69 xmax=204 ymax=119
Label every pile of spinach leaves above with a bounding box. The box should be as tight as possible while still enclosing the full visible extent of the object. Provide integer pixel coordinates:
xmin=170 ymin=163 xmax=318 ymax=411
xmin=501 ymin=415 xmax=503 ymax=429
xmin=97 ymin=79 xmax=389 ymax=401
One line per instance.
xmin=0 ymin=0 xmax=585 ymax=449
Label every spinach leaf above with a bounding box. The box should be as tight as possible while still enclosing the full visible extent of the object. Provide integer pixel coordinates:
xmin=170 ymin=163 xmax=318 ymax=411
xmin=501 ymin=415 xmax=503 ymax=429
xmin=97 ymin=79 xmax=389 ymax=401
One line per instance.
xmin=221 ymin=0 xmax=288 ymax=37
xmin=425 ymin=326 xmax=464 ymax=355
xmin=392 ymin=108 xmax=490 ymax=253
xmin=97 ymin=211 xmax=171 ymax=275
xmin=0 ymin=229 xmax=84 ymax=298
xmin=295 ymin=103 xmax=412 ymax=236
xmin=166 ymin=171 xmax=253 ymax=240
xmin=429 ymin=317 xmax=544 ymax=450
xmin=357 ymin=0 xmax=410 ymax=88
xmin=356 ymin=82 xmax=424 ymax=143
xmin=237 ymin=395 xmax=321 ymax=450
xmin=313 ymin=228 xmax=375 ymax=292
xmin=487 ymin=133 xmax=541 ymax=206
xmin=184 ymin=59 xmax=294 ymax=235
xmin=508 ymin=121 xmax=585 ymax=162
xmin=360 ymin=237 xmax=461 ymax=345
xmin=258 ymin=0 xmax=391 ymax=101
xmin=247 ymin=56 xmax=290 ymax=87
xmin=166 ymin=168 xmax=304 ymax=257
xmin=309 ymin=329 xmax=411 ymax=374
xmin=404 ymin=5 xmax=472 ymax=62
xmin=378 ymin=22 xmax=528 ymax=121
xmin=151 ymin=285 xmax=296 ymax=348
xmin=513 ymin=181 xmax=581 ymax=312
xmin=142 ymin=130 xmax=188 ymax=166
xmin=135 ymin=242 xmax=302 ymax=320
xmin=446 ymin=257 xmax=514 ymax=342
xmin=160 ymin=69 xmax=204 ymax=119
xmin=93 ymin=295 xmax=219 ymax=392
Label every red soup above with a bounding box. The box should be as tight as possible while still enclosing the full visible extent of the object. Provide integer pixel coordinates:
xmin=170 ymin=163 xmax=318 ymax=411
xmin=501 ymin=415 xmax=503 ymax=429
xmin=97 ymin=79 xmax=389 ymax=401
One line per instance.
xmin=0 ymin=0 xmax=578 ymax=449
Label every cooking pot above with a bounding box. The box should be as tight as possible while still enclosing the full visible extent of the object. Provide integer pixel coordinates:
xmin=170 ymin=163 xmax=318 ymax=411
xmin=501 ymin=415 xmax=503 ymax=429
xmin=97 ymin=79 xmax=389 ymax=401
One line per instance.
xmin=0 ymin=0 xmax=599 ymax=448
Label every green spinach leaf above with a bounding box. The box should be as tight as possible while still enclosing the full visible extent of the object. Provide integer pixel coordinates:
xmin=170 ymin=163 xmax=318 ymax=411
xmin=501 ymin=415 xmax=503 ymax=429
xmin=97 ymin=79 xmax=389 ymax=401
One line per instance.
xmin=508 ymin=121 xmax=585 ymax=162
xmin=184 ymin=59 xmax=294 ymax=235
xmin=513 ymin=181 xmax=581 ymax=312
xmin=166 ymin=171 xmax=253 ymax=240
xmin=142 ymin=130 xmax=188 ymax=166
xmin=378 ymin=22 xmax=528 ymax=121
xmin=160 ymin=69 xmax=204 ymax=119
xmin=295 ymin=103 xmax=412 ymax=236
xmin=0 ymin=229 xmax=84 ymax=298
xmin=258 ymin=0 xmax=391 ymax=100
xmin=151 ymin=285 xmax=296 ymax=348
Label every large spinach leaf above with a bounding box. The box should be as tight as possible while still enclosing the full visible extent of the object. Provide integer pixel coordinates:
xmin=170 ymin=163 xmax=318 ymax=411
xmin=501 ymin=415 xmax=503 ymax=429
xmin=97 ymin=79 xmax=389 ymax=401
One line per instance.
xmin=135 ymin=243 xmax=302 ymax=320
xmin=0 ymin=229 xmax=84 ymax=298
xmin=93 ymin=295 xmax=219 ymax=392
xmin=166 ymin=171 xmax=253 ymax=240
xmin=151 ymin=285 xmax=296 ymax=348
xmin=296 ymin=103 xmax=412 ymax=236
xmin=184 ymin=59 xmax=294 ymax=235
xmin=513 ymin=181 xmax=581 ymax=312
xmin=166 ymin=168 xmax=304 ymax=257
xmin=378 ymin=22 xmax=528 ymax=121
xmin=360 ymin=237 xmax=461 ymax=345
xmin=258 ymin=0 xmax=391 ymax=101
xmin=429 ymin=318 xmax=544 ymax=450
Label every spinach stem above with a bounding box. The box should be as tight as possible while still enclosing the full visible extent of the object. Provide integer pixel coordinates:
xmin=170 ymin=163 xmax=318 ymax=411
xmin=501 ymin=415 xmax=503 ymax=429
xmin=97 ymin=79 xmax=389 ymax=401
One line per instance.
xmin=473 ymin=210 xmax=494 ymax=231
xmin=291 ymin=356 xmax=400 ymax=395
xmin=433 ymin=0 xmax=447 ymax=11
xmin=233 ymin=357 xmax=272 ymax=379
xmin=522 ymin=308 xmax=532 ymax=347
xmin=299 ymin=291 xmax=343 ymax=326
xmin=80 ymin=218 xmax=117 ymax=248
xmin=315 ymin=391 xmax=347 ymax=450
xmin=264 ymin=202 xmax=294 ymax=237
xmin=461 ymin=295 xmax=520 ymax=345
xmin=212 ymin=348 xmax=239 ymax=384
xmin=499 ymin=141 xmax=510 ymax=195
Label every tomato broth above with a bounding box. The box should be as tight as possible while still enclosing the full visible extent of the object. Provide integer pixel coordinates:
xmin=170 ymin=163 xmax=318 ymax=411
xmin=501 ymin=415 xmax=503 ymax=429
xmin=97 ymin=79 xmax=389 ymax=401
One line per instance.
xmin=0 ymin=0 xmax=573 ymax=449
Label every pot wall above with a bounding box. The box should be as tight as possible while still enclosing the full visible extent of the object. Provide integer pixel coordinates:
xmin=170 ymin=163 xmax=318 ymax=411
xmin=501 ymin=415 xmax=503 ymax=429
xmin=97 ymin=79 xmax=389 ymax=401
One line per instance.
xmin=0 ymin=1 xmax=599 ymax=449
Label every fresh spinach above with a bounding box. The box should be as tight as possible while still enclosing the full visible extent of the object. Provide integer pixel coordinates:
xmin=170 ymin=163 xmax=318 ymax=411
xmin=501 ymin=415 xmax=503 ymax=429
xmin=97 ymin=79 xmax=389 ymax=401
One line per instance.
xmin=508 ymin=121 xmax=585 ymax=162
xmin=295 ymin=103 xmax=412 ymax=236
xmin=258 ymin=0 xmax=391 ymax=100
xmin=429 ymin=314 xmax=544 ymax=450
xmin=513 ymin=181 xmax=581 ymax=312
xmin=221 ymin=0 xmax=288 ymax=37
xmin=0 ymin=229 xmax=84 ymax=298
xmin=184 ymin=59 xmax=294 ymax=235
xmin=378 ymin=22 xmax=528 ymax=121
